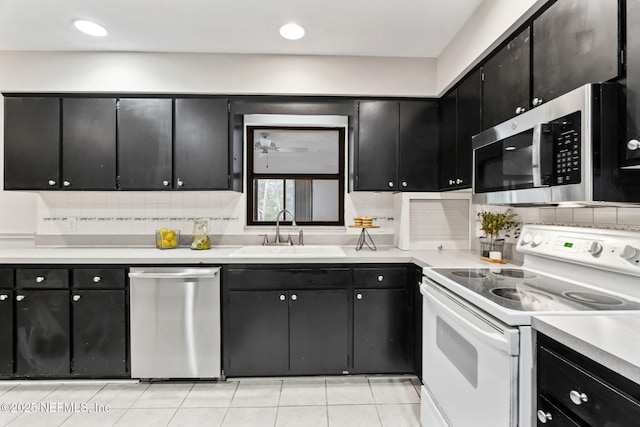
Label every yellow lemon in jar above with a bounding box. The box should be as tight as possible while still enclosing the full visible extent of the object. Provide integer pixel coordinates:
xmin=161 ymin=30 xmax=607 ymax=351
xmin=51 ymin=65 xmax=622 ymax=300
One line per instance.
xmin=165 ymin=231 xmax=175 ymax=240
xmin=170 ymin=238 xmax=178 ymax=247
xmin=156 ymin=239 xmax=162 ymax=247
xmin=162 ymin=239 xmax=171 ymax=248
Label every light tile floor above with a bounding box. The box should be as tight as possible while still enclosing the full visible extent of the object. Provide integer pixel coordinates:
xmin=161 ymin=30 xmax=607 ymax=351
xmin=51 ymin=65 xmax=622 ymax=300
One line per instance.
xmin=0 ymin=376 xmax=422 ymax=427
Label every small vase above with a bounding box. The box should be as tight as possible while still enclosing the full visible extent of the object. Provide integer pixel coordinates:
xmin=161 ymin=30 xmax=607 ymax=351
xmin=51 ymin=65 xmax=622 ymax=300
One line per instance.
xmin=479 ymin=236 xmax=505 ymax=258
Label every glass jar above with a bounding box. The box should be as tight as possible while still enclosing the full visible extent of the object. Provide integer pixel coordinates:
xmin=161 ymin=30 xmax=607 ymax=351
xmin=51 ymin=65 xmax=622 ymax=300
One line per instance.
xmin=190 ymin=220 xmax=211 ymax=250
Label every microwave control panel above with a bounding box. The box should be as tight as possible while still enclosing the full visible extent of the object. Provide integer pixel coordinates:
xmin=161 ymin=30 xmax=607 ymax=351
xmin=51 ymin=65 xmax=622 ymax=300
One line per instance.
xmin=553 ymin=112 xmax=581 ymax=185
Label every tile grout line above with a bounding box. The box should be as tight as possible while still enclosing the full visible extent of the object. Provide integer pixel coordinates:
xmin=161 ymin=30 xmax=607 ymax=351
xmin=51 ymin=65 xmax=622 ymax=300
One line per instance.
xmin=163 ymin=382 xmax=196 ymax=427
xmin=219 ymin=380 xmax=240 ymax=426
xmin=273 ymin=380 xmax=284 ymax=427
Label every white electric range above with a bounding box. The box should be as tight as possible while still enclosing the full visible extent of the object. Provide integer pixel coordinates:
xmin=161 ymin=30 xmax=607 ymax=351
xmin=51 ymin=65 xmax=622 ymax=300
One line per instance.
xmin=419 ymin=224 xmax=640 ymax=427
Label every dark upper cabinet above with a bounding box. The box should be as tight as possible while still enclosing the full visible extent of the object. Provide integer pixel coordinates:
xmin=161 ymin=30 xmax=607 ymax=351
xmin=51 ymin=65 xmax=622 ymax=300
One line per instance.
xmin=62 ymin=98 xmax=117 ymax=190
xmin=482 ymin=27 xmax=531 ymax=129
xmin=15 ymin=290 xmax=70 ymax=377
xmin=175 ymin=98 xmax=230 ymax=190
xmin=4 ymin=97 xmax=60 ymax=190
xmin=356 ymin=101 xmax=398 ymax=191
xmin=118 ymin=98 xmax=173 ymax=190
xmin=71 ymin=290 xmax=127 ymax=377
xmin=440 ymin=69 xmax=481 ymax=190
xmin=624 ymin=0 xmax=640 ymax=167
xmin=398 ymin=101 xmax=439 ymax=191
xmin=532 ymin=0 xmax=620 ymax=106
xmin=356 ymin=100 xmax=439 ymax=191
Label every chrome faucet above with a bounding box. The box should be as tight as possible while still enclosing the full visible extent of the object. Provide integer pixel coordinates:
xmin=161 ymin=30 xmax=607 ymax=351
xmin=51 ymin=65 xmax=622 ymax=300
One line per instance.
xmin=274 ymin=209 xmax=296 ymax=245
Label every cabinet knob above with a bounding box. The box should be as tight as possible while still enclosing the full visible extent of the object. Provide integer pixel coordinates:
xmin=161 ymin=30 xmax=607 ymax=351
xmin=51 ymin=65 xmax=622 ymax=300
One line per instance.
xmin=16 ymin=295 xmax=25 ymax=301
xmin=73 ymin=295 xmax=81 ymax=302
xmin=515 ymin=106 xmax=526 ymax=114
xmin=456 ymin=178 xmax=463 ymax=185
xmin=0 ymin=294 xmax=7 ymax=301
xmin=63 ymin=180 xmax=71 ymax=187
xmin=388 ymin=181 xmax=394 ymax=188
xmin=48 ymin=180 xmax=56 ymax=186
xmin=36 ymin=276 xmax=45 ymax=283
xmin=356 ymin=293 xmax=363 ymax=300
xmin=162 ymin=180 xmax=170 ymax=187
xmin=628 ymin=139 xmax=640 ymax=151
xmin=449 ymin=179 xmax=455 ymax=186
xmin=93 ymin=276 xmax=101 ymax=283
xmin=377 ymin=275 xmax=384 ymax=282
xmin=569 ymin=390 xmax=588 ymax=405
xmin=536 ymin=410 xmax=552 ymax=423
xmin=401 ymin=181 xmax=407 ymax=187
xmin=291 ymin=294 xmax=298 ymax=301
xmin=279 ymin=294 xmax=286 ymax=301
xmin=177 ymin=178 xmax=184 ymax=187
xmin=532 ymin=97 xmax=543 ymax=106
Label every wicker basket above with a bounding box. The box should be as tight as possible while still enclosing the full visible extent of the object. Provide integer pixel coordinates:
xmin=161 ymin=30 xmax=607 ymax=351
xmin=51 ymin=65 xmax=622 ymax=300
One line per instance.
xmin=479 ymin=237 xmax=505 ymax=258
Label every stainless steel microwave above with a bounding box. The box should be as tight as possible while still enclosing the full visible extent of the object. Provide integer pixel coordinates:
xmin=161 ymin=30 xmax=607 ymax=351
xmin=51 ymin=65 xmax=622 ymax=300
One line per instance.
xmin=472 ymin=83 xmax=640 ymax=206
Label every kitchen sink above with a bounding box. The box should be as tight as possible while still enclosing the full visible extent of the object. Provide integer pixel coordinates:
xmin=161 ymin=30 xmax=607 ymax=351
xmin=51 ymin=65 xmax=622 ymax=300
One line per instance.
xmin=229 ymin=245 xmax=345 ymax=258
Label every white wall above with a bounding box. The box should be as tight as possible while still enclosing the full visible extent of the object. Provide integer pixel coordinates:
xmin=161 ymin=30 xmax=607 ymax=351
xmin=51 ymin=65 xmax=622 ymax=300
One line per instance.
xmin=436 ymin=0 xmax=545 ymax=94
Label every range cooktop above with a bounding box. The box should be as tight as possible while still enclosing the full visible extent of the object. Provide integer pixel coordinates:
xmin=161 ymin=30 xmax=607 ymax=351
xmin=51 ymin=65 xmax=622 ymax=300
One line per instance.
xmin=431 ymin=267 xmax=640 ymax=312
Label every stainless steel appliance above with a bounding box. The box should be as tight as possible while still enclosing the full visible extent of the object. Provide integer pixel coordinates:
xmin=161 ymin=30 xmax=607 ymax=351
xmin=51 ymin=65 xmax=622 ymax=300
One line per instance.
xmin=472 ymin=83 xmax=640 ymax=206
xmin=129 ymin=267 xmax=221 ymax=379
xmin=420 ymin=225 xmax=640 ymax=427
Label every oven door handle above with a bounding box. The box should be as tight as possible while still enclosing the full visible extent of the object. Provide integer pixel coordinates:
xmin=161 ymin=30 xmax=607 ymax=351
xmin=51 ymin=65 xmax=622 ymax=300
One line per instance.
xmin=421 ymin=282 xmax=518 ymax=355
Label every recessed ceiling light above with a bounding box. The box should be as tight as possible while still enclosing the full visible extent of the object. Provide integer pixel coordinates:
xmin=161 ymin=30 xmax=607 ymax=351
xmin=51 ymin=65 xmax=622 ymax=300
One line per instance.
xmin=72 ymin=19 xmax=108 ymax=37
xmin=279 ymin=23 xmax=305 ymax=40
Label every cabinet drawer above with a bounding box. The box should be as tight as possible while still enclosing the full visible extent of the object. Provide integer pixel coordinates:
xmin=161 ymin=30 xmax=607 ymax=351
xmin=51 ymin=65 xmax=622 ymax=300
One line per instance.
xmin=538 ymin=346 xmax=640 ymax=426
xmin=16 ymin=269 xmax=69 ymax=289
xmin=0 ymin=270 xmax=14 ymax=289
xmin=536 ymin=395 xmax=582 ymax=427
xmin=73 ymin=269 xmax=126 ymax=289
xmin=226 ymin=268 xmax=350 ymax=290
xmin=353 ymin=267 xmax=407 ymax=288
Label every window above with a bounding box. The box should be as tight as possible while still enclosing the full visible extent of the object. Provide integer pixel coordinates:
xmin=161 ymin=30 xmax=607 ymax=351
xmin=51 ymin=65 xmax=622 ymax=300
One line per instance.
xmin=247 ymin=126 xmax=345 ymax=225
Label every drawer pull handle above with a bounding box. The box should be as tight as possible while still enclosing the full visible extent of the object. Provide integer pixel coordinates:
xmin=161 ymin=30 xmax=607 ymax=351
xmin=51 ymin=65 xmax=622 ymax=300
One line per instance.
xmin=73 ymin=295 xmax=81 ymax=302
xmin=356 ymin=293 xmax=363 ymax=300
xmin=36 ymin=276 xmax=45 ymax=283
xmin=279 ymin=294 xmax=286 ymax=301
xmin=291 ymin=294 xmax=298 ymax=301
xmin=16 ymin=295 xmax=25 ymax=302
xmin=0 ymin=295 xmax=7 ymax=301
xmin=536 ymin=410 xmax=552 ymax=423
xmin=93 ymin=276 xmax=102 ymax=283
xmin=569 ymin=390 xmax=588 ymax=405
xmin=377 ymin=275 xmax=384 ymax=282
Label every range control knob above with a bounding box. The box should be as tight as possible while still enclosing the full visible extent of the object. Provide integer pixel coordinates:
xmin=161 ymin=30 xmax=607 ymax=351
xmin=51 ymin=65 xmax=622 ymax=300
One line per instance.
xmin=620 ymin=245 xmax=639 ymax=261
xmin=531 ymin=234 xmax=544 ymax=247
xmin=587 ymin=242 xmax=603 ymax=257
xmin=520 ymin=233 xmax=533 ymax=245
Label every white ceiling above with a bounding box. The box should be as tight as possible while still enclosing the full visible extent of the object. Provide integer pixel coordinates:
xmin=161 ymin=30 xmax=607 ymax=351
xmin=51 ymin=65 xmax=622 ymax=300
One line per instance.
xmin=0 ymin=0 xmax=483 ymax=58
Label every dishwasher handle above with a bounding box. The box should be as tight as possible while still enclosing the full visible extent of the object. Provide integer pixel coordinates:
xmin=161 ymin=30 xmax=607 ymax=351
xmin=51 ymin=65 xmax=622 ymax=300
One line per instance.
xmin=129 ymin=269 xmax=219 ymax=280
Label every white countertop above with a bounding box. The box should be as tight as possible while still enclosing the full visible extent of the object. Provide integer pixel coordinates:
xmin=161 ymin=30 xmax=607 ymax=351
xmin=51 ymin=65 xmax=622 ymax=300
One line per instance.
xmin=0 ymin=245 xmax=506 ymax=268
xmin=533 ymin=314 xmax=640 ymax=385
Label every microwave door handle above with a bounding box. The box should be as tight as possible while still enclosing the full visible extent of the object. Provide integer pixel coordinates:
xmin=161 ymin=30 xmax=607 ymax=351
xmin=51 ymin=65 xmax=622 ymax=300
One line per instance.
xmin=532 ymin=123 xmax=543 ymax=187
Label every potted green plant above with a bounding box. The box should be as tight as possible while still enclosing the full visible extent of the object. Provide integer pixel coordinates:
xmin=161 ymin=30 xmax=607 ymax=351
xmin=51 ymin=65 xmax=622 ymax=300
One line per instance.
xmin=477 ymin=209 xmax=520 ymax=257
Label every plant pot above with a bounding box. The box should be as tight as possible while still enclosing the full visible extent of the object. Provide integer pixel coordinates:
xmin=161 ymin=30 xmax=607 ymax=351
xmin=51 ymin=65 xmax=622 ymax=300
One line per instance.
xmin=479 ymin=237 xmax=505 ymax=258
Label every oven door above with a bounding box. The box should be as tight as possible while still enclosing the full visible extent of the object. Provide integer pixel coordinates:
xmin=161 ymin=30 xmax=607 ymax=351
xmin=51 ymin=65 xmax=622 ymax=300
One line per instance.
xmin=421 ymin=277 xmax=519 ymax=427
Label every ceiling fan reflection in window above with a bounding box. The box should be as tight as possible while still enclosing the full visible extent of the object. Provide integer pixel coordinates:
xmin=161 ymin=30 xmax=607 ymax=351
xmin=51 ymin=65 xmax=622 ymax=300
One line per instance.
xmin=254 ymin=132 xmax=308 ymax=168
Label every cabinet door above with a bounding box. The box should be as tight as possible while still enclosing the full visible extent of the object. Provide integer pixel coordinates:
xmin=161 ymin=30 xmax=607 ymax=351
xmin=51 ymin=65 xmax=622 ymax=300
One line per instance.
xmin=15 ymin=290 xmax=70 ymax=376
xmin=4 ymin=97 xmax=60 ymax=190
xmin=398 ymin=101 xmax=439 ymax=191
xmin=62 ymin=98 xmax=117 ymax=190
xmin=625 ymin=0 xmax=640 ymax=166
xmin=226 ymin=290 xmax=289 ymax=376
xmin=412 ymin=266 xmax=423 ymax=380
xmin=456 ymin=69 xmax=482 ymax=189
xmin=175 ymin=98 xmax=230 ymax=190
xmin=482 ymin=27 xmax=531 ymax=129
xmin=289 ymin=289 xmax=348 ymax=375
xmin=118 ymin=98 xmax=173 ymax=189
xmin=0 ymin=291 xmax=13 ymax=376
xmin=72 ymin=290 xmax=127 ymax=377
xmin=353 ymin=288 xmax=411 ymax=373
xmin=533 ymin=0 xmax=620 ymax=105
xmin=439 ymin=90 xmax=458 ymax=190
xmin=357 ymin=101 xmax=398 ymax=191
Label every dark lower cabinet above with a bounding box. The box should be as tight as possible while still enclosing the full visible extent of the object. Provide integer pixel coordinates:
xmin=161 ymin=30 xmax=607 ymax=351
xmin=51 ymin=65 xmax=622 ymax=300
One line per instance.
xmin=353 ymin=288 xmax=411 ymax=373
xmin=226 ymin=290 xmax=289 ymax=376
xmin=0 ymin=291 xmax=13 ymax=376
xmin=289 ymin=290 xmax=348 ymax=374
xmin=625 ymin=0 xmax=640 ymax=167
xmin=15 ymin=290 xmax=70 ymax=377
xmin=71 ymin=290 xmax=127 ymax=377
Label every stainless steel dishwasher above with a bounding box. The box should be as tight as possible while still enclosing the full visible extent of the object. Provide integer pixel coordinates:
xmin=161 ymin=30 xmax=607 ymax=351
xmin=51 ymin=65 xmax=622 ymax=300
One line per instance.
xmin=129 ymin=267 xmax=221 ymax=379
